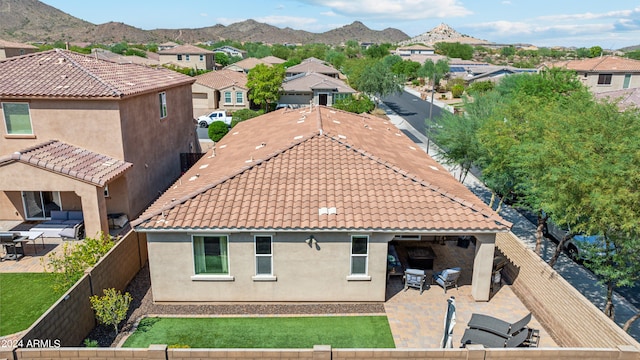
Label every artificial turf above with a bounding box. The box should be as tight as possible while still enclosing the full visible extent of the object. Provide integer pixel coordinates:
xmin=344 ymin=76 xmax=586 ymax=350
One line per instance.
xmin=0 ymin=273 xmax=65 ymax=336
xmin=123 ymin=316 xmax=395 ymax=348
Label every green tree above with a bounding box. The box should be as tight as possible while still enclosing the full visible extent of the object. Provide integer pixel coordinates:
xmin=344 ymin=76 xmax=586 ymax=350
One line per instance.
xmin=231 ymin=109 xmax=263 ymax=127
xmin=354 ymin=60 xmax=404 ymax=100
xmin=325 ymin=50 xmax=347 ymax=70
xmin=246 ymin=64 xmax=285 ymax=111
xmin=364 ymin=44 xmax=391 ymax=59
xmin=575 ymin=47 xmax=590 ymax=58
xmin=589 ymin=45 xmax=603 ymax=58
xmin=333 ymin=94 xmax=375 ymax=114
xmin=89 ymin=288 xmax=132 ymax=335
xmin=500 ymin=46 xmax=516 ymax=57
xmin=208 ymin=121 xmax=229 ymax=142
xmin=214 ymin=52 xmax=229 ymax=67
xmin=434 ymin=42 xmax=473 ymax=60
xmin=419 ymin=59 xmax=450 ymax=151
xmin=626 ymin=50 xmax=640 ymax=60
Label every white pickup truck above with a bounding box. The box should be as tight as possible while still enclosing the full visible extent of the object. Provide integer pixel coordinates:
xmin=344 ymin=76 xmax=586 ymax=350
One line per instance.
xmin=197 ymin=110 xmax=232 ymax=128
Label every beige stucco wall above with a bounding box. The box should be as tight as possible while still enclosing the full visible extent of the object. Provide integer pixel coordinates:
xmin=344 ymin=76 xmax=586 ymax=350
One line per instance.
xmin=580 ymin=72 xmax=640 ymax=93
xmin=218 ymin=85 xmax=249 ymax=112
xmin=192 ymin=83 xmax=217 ymax=117
xmin=159 ymin=54 xmax=214 ymax=70
xmin=118 ymin=84 xmax=195 ymax=218
xmin=146 ymin=231 xmax=391 ymax=302
xmin=279 ymin=93 xmax=313 ymax=106
xmin=0 ymin=162 xmax=108 ymax=236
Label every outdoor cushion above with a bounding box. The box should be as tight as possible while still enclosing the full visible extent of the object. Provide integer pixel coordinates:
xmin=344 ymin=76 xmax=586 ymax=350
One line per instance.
xmin=67 ymin=211 xmax=84 ymax=221
xmin=63 ymin=219 xmax=83 ymax=225
xmin=50 ymin=210 xmax=68 ymax=221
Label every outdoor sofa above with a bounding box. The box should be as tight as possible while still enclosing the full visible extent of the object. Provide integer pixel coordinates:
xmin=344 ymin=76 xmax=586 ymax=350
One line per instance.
xmin=31 ymin=210 xmax=84 ymax=238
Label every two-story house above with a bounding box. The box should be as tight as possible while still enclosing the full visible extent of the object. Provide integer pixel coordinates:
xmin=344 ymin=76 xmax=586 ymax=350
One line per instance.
xmin=0 ymin=39 xmax=37 ymax=60
xmin=545 ymin=56 xmax=640 ymax=93
xmin=192 ymin=69 xmax=249 ymax=116
xmin=0 ymin=49 xmax=196 ymax=237
xmin=158 ymin=44 xmax=216 ymax=71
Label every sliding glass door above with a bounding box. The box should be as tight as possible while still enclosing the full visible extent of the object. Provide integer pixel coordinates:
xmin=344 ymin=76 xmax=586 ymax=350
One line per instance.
xmin=22 ymin=191 xmax=62 ymax=219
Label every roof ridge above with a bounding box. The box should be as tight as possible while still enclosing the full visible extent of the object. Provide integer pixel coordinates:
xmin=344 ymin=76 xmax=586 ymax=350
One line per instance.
xmin=131 ymin=132 xmax=323 ymax=227
xmin=54 ymin=49 xmax=124 ymax=97
xmin=325 ymin=134 xmax=510 ymax=227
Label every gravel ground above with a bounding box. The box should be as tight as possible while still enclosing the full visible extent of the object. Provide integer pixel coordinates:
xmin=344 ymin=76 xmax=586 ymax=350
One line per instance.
xmin=86 ymin=264 xmax=386 ymax=347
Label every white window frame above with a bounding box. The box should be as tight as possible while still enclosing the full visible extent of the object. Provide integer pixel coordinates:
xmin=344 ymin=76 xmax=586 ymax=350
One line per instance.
xmin=191 ymin=234 xmax=234 ymax=281
xmin=253 ymin=235 xmax=274 ymax=279
xmin=159 ymin=92 xmax=167 ymax=119
xmin=224 ymin=91 xmax=232 ymax=104
xmin=349 ymin=235 xmax=369 ymax=276
xmin=236 ymin=91 xmax=244 ymax=104
xmin=2 ymin=102 xmax=34 ymax=135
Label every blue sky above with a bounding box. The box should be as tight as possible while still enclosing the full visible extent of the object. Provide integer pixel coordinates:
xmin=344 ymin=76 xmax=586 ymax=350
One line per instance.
xmin=40 ymin=0 xmax=640 ymax=49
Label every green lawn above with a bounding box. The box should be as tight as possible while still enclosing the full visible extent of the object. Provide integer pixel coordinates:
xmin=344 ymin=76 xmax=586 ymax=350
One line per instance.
xmin=0 ymin=273 xmax=65 ymax=335
xmin=123 ymin=316 xmax=395 ymax=348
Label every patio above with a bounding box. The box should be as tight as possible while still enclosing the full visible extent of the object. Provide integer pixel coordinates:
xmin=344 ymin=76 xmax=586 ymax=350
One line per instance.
xmin=384 ymin=239 xmax=557 ymax=348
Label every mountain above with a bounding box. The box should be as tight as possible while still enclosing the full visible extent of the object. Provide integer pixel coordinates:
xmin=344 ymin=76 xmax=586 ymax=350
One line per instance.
xmin=0 ymin=0 xmax=409 ymax=45
xmin=399 ymin=23 xmax=490 ymax=46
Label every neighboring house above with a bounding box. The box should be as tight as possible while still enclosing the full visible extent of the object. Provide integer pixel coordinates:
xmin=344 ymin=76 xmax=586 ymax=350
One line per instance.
xmin=132 ymin=106 xmax=511 ymax=303
xmin=0 ymin=49 xmax=197 ymax=237
xmin=458 ymin=66 xmax=537 ymax=83
xmin=285 ymin=58 xmax=340 ymax=79
xmin=595 ymin=87 xmax=640 ymax=111
xmin=0 ymin=39 xmax=37 ymax=60
xmin=214 ymin=45 xmax=247 ymax=59
xmin=396 ymin=44 xmax=435 ymax=56
xmin=545 ymin=56 xmax=640 ymax=93
xmin=91 ymin=48 xmax=160 ymax=66
xmin=280 ymin=72 xmax=355 ymax=107
xmin=192 ymin=69 xmax=249 ymax=115
xmin=224 ymin=57 xmax=270 ymax=73
xmin=158 ymin=42 xmax=179 ymax=51
xmin=261 ymin=55 xmax=286 ymax=65
xmin=158 ymin=44 xmax=216 ymax=71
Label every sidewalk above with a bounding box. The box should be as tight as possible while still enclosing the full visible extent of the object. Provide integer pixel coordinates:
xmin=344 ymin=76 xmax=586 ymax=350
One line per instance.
xmin=379 ymin=91 xmax=640 ymax=341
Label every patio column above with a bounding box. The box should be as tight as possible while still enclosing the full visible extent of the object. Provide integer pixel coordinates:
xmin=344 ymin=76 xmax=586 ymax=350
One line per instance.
xmin=78 ymin=186 xmax=109 ymax=238
xmin=471 ymin=233 xmax=496 ymax=301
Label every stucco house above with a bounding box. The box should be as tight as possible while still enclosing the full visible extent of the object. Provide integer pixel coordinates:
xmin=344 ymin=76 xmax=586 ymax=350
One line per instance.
xmin=285 ymin=58 xmax=340 ymax=79
xmin=192 ymin=69 xmax=249 ymax=116
xmin=0 ymin=39 xmax=37 ymax=60
xmin=224 ymin=57 xmax=271 ymax=73
xmin=545 ymin=56 xmax=640 ymax=93
xmin=158 ymin=44 xmax=216 ymax=71
xmin=132 ymin=106 xmax=511 ymax=303
xmin=280 ymin=72 xmax=356 ymax=107
xmin=395 ymin=45 xmax=435 ymax=56
xmin=0 ymin=49 xmax=197 ymax=237
xmin=214 ymin=46 xmax=246 ymax=59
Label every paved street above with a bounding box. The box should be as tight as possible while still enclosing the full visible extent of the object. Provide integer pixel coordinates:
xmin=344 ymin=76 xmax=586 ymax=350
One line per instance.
xmin=381 ymin=88 xmax=640 ymax=342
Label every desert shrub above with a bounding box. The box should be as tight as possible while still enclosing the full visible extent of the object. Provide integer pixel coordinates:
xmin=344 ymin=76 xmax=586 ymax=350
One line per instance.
xmin=451 ymin=84 xmax=465 ymax=98
xmin=90 ymin=288 xmax=132 ymax=335
xmin=208 ymin=121 xmax=229 ymax=142
xmin=231 ymin=109 xmax=263 ymax=127
xmin=333 ymin=95 xmax=375 ymax=114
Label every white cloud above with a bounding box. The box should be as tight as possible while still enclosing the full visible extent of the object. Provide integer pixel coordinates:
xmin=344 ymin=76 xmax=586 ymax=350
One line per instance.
xmin=215 ymin=17 xmax=245 ymax=25
xmin=297 ymin=0 xmax=471 ymax=20
xmin=255 ymin=15 xmax=318 ymax=28
xmin=501 ymin=1 xmax=511 ymax=4
xmin=321 ymin=11 xmax=338 ymax=17
xmin=200 ymin=13 xmax=208 ymax=17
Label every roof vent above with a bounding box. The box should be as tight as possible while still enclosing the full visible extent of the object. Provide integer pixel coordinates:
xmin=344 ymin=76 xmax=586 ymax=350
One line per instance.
xmin=429 ymin=165 xmax=439 ymax=171
xmin=199 ymin=164 xmax=209 ymax=169
xmin=319 ymin=207 xmax=337 ymax=215
xmin=294 ymin=135 xmax=303 ymax=140
xmin=333 ymin=120 xmax=341 ymax=124
xmin=338 ymin=134 xmax=346 ymax=139
xmin=255 ymin=143 xmax=266 ymax=150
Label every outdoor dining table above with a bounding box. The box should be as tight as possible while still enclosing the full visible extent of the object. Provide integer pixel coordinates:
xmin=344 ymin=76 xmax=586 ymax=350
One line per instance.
xmin=17 ymin=231 xmax=45 ymax=255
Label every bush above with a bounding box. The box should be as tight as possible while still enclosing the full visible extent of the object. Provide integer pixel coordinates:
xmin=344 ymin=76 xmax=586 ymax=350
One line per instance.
xmin=467 ymin=81 xmax=495 ymax=94
xmin=231 ymin=109 xmax=263 ymax=127
xmin=42 ymin=232 xmax=116 ymax=292
xmin=83 ymin=339 xmax=99 ymax=347
xmin=208 ymin=121 xmax=229 ymax=142
xmin=333 ymin=95 xmax=375 ymax=114
xmin=89 ymin=288 xmax=132 ymax=335
xmin=451 ymin=84 xmax=465 ymax=98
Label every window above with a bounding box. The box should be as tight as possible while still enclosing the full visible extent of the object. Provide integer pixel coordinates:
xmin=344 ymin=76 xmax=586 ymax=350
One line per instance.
xmin=623 ymin=74 xmax=631 ymax=89
xmin=236 ymin=91 xmax=243 ymax=104
xmin=193 ymin=235 xmax=229 ymax=275
xmin=3 ymin=102 xmax=33 ymax=135
xmin=597 ymin=74 xmax=612 ymax=85
xmin=224 ymin=91 xmax=232 ymax=104
xmin=255 ymin=235 xmax=273 ymax=276
xmin=350 ymin=235 xmax=368 ymax=275
xmin=199 ymin=54 xmax=204 ymax=61
xmin=158 ymin=92 xmax=167 ymax=118
xmin=177 ymin=54 xmax=183 ymax=61
xmin=186 ymin=54 xmax=190 ymax=61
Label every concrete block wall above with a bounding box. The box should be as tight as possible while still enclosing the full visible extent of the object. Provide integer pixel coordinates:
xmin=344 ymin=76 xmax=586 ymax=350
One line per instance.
xmin=16 ymin=230 xmax=147 ymax=348
xmin=15 ymin=346 xmax=156 ymax=360
xmin=496 ymin=232 xmax=640 ymax=348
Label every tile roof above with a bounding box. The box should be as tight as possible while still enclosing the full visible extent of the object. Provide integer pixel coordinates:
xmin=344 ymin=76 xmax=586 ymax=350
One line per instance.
xmin=195 ymin=69 xmax=248 ymax=90
xmin=225 ymin=57 xmax=269 ymax=71
xmin=549 ymin=56 xmax=640 ymax=72
xmin=134 ymin=106 xmax=510 ymax=232
xmin=283 ymin=72 xmax=355 ymax=93
xmin=286 ymin=60 xmax=340 ymax=75
xmin=261 ymin=56 xmax=286 ymax=65
xmin=0 ymin=49 xmax=194 ymax=99
xmin=158 ymin=44 xmax=215 ymax=55
xmin=397 ymin=45 xmax=435 ymax=51
xmin=0 ymin=140 xmax=132 ymax=186
xmin=0 ymin=39 xmax=38 ymax=49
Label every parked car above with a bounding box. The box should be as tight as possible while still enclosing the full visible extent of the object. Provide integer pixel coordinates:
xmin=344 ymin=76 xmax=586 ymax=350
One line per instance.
xmin=542 ymin=220 xmax=602 ymax=260
xmin=197 ymin=110 xmax=232 ymax=128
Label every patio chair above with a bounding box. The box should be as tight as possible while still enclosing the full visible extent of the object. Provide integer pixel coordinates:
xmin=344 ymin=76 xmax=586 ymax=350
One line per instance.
xmin=461 ymin=328 xmax=529 ymax=348
xmin=467 ymin=312 xmax=532 ymax=337
xmin=403 ymin=268 xmax=428 ymax=294
xmin=432 ymin=267 xmax=461 ymax=293
xmin=59 ymin=222 xmax=84 ymax=241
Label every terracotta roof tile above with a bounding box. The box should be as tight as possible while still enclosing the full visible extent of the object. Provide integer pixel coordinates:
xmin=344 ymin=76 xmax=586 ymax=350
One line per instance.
xmin=0 ymin=140 xmax=131 ymax=186
xmin=283 ymin=72 xmax=355 ymax=93
xmin=0 ymin=49 xmax=194 ymax=99
xmin=549 ymin=56 xmax=640 ymax=72
xmin=286 ymin=60 xmax=340 ymax=75
xmin=158 ymin=44 xmax=214 ymax=55
xmin=195 ymin=69 xmax=248 ymax=90
xmin=134 ymin=107 xmax=510 ymax=231
xmin=225 ymin=57 xmax=269 ymax=71
xmin=0 ymin=39 xmax=38 ymax=49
